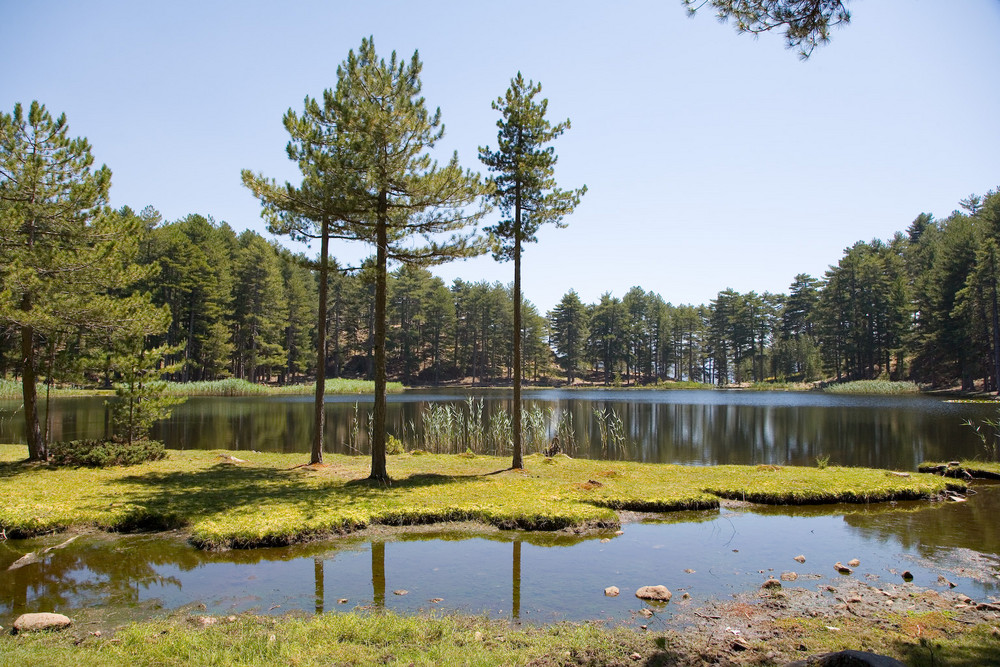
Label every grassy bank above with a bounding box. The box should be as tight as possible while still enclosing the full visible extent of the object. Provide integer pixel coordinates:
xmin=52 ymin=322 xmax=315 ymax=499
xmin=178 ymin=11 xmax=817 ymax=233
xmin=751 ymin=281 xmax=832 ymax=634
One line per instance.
xmin=161 ymin=378 xmax=403 ymax=396
xmin=0 ymin=445 xmax=958 ymax=548
xmin=0 ymin=378 xmax=401 ymax=400
xmin=2 ymin=607 xmax=998 ymax=667
xmin=919 ymin=460 xmax=1000 ymax=480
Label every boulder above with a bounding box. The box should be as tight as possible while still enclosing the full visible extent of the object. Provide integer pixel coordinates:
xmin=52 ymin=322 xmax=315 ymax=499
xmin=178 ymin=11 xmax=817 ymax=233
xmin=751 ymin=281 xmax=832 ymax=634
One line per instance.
xmin=635 ymin=585 xmax=672 ymax=601
xmin=13 ymin=613 xmax=72 ymax=633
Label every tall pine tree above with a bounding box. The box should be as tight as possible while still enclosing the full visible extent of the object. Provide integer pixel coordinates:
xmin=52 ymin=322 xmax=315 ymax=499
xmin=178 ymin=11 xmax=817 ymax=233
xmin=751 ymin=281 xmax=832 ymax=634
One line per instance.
xmin=479 ymin=73 xmax=586 ymax=469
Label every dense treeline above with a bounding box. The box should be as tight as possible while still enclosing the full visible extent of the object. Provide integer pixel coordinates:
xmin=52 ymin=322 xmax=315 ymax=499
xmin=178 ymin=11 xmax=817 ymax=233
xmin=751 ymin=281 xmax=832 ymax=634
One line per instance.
xmin=3 ymin=189 xmax=1000 ymax=391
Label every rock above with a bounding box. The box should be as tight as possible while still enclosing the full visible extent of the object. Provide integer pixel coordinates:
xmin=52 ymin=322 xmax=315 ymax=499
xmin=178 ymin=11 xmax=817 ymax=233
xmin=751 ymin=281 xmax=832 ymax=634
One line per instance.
xmin=614 ymin=530 xmax=624 ymax=536
xmin=635 ymin=585 xmax=672 ymax=602
xmin=682 ymin=592 xmax=691 ymax=600
xmin=780 ymin=571 xmax=799 ymax=582
xmin=794 ymin=555 xmax=806 ymax=563
xmin=429 ymin=598 xmax=444 ymax=603
xmin=761 ymin=578 xmax=782 ymax=590
xmin=834 ymin=562 xmax=853 ymax=575
xmin=638 ymin=608 xmax=654 ymax=618
xmin=337 ymin=598 xmax=349 ymax=604
xmin=782 ymin=649 xmax=906 ymax=666
xmin=600 ymin=538 xmax=611 ymax=543
xmin=732 ymin=637 xmax=751 ymax=651
xmin=474 ymin=631 xmax=483 ymax=641
xmin=684 ymin=568 xmax=696 ymax=574
xmin=194 ymin=616 xmax=218 ymax=627
xmin=848 ymin=559 xmax=860 ymax=568
xmin=901 ymin=571 xmax=914 ymax=582
xmin=630 ymin=653 xmax=642 ymax=661
xmin=604 ymin=586 xmax=620 ymax=597
xmin=13 ymin=613 xmax=72 ymax=633
xmin=392 ymin=589 xmax=408 ymax=596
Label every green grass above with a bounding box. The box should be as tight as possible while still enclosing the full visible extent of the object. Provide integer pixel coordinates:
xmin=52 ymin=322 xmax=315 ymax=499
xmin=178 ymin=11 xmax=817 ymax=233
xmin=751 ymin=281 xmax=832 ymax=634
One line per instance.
xmin=162 ymin=378 xmax=404 ymax=396
xmin=0 ymin=379 xmax=109 ymax=400
xmin=0 ymin=378 xmax=402 ymax=400
xmin=824 ymin=379 xmax=921 ymax=395
xmin=0 ymin=445 xmax=958 ymax=548
xmin=2 ymin=608 xmax=998 ymax=667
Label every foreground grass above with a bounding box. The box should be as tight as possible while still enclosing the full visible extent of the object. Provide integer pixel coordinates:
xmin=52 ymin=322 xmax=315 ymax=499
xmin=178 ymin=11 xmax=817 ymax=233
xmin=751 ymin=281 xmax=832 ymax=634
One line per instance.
xmin=824 ymin=379 xmax=921 ymax=395
xmin=2 ymin=608 xmax=998 ymax=667
xmin=0 ymin=445 xmax=958 ymax=548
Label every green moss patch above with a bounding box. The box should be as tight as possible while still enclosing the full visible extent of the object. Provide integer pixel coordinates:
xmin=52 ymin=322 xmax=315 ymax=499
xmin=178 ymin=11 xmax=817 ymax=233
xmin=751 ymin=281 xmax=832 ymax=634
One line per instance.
xmin=0 ymin=444 xmax=957 ymax=549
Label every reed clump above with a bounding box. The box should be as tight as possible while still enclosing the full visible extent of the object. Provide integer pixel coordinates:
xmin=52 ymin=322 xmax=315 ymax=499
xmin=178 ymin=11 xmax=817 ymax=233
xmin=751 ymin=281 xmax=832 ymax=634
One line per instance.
xmin=823 ymin=380 xmax=920 ymax=395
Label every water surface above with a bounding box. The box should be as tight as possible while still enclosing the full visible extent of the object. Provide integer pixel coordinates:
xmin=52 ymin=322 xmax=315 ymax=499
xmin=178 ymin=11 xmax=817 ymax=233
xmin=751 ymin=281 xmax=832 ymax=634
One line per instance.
xmin=0 ymin=389 xmax=994 ymax=468
xmin=3 ymin=484 xmax=998 ymax=628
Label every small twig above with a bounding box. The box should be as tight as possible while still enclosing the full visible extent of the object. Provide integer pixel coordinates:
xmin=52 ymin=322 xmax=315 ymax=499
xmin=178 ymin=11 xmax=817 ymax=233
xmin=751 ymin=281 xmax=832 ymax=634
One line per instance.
xmin=694 ymin=612 xmax=721 ymax=620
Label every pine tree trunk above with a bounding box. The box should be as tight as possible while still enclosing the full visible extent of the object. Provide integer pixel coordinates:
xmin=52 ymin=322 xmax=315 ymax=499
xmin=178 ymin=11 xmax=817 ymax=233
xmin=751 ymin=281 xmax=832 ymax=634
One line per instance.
xmin=311 ymin=219 xmax=329 ymax=465
xmin=370 ymin=194 xmax=390 ymax=483
xmin=21 ymin=319 xmax=45 ymax=461
xmin=512 ymin=229 xmax=523 ymax=469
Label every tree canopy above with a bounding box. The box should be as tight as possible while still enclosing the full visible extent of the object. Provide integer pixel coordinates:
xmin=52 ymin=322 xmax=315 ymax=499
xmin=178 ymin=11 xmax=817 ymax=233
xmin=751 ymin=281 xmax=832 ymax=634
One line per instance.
xmin=683 ymin=0 xmax=851 ymax=58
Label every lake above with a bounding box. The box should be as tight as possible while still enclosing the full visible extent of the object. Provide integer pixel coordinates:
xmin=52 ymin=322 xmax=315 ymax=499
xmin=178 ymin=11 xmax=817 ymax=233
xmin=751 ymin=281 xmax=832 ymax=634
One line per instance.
xmin=3 ymin=388 xmax=998 ymax=629
xmin=0 ymin=389 xmax=995 ymax=468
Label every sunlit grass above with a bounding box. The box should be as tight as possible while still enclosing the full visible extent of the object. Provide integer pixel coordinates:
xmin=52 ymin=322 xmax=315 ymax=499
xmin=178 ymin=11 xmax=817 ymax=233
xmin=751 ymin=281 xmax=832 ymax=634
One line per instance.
xmin=2 ymin=606 xmax=997 ymax=667
xmin=824 ymin=379 xmax=921 ymax=395
xmin=0 ymin=444 xmax=957 ymax=548
xmin=161 ymin=378 xmax=403 ymax=396
xmin=0 ymin=379 xmax=109 ymax=399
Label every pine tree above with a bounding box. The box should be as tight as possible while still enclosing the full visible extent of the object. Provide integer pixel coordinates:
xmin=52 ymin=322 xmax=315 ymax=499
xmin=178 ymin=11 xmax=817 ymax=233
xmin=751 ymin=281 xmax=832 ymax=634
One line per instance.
xmin=550 ymin=290 xmax=589 ymax=384
xmin=248 ymin=38 xmax=488 ymax=479
xmin=0 ymin=102 xmax=154 ymax=460
xmin=479 ymin=73 xmax=586 ymax=469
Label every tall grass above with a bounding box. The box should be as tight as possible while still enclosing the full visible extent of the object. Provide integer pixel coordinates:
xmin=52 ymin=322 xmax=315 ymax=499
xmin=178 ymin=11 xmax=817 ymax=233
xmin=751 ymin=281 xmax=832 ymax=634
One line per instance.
xmin=161 ymin=378 xmax=403 ymax=397
xmin=0 ymin=379 xmax=106 ymax=400
xmin=823 ymin=380 xmax=920 ymax=395
xmin=416 ymin=399 xmax=571 ymax=455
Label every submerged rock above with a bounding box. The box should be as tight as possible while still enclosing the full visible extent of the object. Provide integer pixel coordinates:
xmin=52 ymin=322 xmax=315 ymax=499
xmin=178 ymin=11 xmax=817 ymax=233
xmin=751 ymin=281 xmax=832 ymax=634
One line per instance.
xmin=635 ymin=585 xmax=672 ymax=601
xmin=13 ymin=613 xmax=71 ymax=633
xmin=834 ymin=562 xmax=853 ymax=575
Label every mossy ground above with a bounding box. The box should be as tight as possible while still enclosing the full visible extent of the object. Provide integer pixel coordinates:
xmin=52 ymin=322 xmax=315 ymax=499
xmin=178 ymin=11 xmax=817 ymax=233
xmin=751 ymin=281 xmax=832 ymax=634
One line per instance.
xmin=0 ymin=445 xmax=957 ymax=549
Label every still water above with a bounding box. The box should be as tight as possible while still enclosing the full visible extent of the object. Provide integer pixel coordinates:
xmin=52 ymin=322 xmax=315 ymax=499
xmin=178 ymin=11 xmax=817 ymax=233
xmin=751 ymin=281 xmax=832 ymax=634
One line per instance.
xmin=0 ymin=389 xmax=995 ymax=468
xmin=3 ymin=485 xmax=999 ymax=627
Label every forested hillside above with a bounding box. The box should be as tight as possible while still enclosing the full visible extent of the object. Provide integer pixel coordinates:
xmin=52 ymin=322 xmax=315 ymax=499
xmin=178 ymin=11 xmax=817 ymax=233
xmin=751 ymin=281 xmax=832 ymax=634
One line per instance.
xmin=3 ymin=192 xmax=999 ymax=391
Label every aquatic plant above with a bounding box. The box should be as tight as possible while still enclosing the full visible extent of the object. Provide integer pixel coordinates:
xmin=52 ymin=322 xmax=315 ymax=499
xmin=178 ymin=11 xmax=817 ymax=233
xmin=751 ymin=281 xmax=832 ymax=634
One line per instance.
xmin=592 ymin=407 xmax=628 ymax=455
xmin=962 ymin=399 xmax=1000 ymax=462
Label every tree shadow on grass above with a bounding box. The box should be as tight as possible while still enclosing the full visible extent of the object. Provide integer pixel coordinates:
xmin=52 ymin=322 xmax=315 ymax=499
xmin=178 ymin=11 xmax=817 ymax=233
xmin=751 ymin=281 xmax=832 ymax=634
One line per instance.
xmin=113 ymin=463 xmax=496 ymax=523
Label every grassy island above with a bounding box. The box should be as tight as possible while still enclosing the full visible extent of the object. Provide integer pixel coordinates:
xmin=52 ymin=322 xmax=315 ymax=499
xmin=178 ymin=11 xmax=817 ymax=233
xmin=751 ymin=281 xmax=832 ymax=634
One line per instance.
xmin=0 ymin=445 xmax=959 ymax=549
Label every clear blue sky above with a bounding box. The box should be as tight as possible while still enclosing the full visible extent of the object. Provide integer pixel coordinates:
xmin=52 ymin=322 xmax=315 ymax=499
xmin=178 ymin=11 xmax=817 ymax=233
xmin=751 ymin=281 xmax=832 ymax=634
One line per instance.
xmin=3 ymin=1 xmax=999 ymax=314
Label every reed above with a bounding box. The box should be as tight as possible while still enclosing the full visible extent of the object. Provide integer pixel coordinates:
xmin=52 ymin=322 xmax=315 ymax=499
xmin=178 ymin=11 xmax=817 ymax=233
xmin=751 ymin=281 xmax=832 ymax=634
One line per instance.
xmin=823 ymin=380 xmax=920 ymax=395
